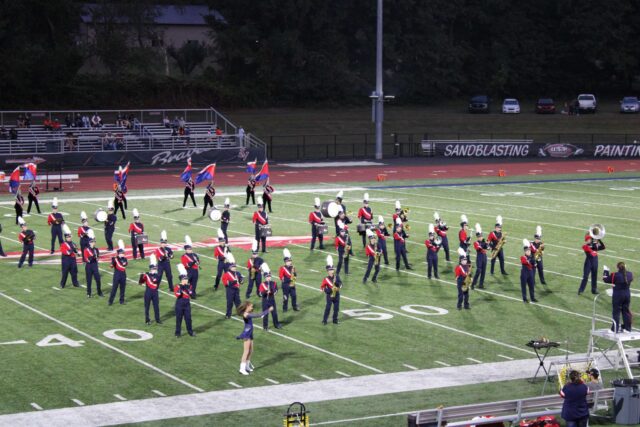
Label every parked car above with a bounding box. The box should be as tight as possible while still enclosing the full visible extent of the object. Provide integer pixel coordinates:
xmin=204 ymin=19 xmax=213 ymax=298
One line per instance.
xmin=620 ymin=96 xmax=639 ymax=113
xmin=577 ymin=94 xmax=597 ymax=113
xmin=501 ymin=98 xmax=520 ymax=114
xmin=535 ymin=98 xmax=556 ymax=114
xmin=468 ymin=95 xmax=490 ymax=113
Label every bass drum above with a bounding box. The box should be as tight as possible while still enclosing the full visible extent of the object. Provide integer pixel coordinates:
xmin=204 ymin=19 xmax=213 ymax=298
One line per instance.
xmin=209 ymin=209 xmax=222 ymax=221
xmin=321 ymin=201 xmax=341 ymax=218
xmin=95 ymin=208 xmax=108 ymax=222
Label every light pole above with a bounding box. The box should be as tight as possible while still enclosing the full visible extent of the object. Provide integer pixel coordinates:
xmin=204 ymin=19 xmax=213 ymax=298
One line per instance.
xmin=373 ymin=0 xmax=383 ymax=160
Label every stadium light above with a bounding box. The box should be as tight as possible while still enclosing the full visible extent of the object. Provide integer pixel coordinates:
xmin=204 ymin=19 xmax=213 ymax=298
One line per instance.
xmin=372 ymin=0 xmax=384 ymax=160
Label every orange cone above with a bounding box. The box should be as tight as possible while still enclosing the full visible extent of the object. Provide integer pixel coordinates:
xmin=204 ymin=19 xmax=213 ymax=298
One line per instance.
xmin=607 ymin=166 xmax=614 ymax=174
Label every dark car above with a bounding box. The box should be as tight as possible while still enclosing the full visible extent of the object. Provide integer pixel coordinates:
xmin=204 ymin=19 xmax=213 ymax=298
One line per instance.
xmin=535 ymin=98 xmax=556 ymax=114
xmin=468 ymin=95 xmax=490 ymax=113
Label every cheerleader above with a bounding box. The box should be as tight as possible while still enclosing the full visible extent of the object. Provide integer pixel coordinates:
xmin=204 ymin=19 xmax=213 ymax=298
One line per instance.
xmin=236 ymin=300 xmax=273 ymax=375
xmin=183 ymin=176 xmax=196 ymax=208
xmin=202 ymin=180 xmax=215 ymax=216
xmin=14 ymin=188 xmax=24 ymax=225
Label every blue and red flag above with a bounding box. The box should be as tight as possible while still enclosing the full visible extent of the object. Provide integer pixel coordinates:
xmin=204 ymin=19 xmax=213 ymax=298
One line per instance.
xmin=114 ymin=162 xmax=130 ymax=192
xmin=180 ymin=158 xmax=193 ymax=182
xmin=195 ymin=163 xmax=216 ymax=184
xmin=255 ymin=160 xmax=270 ymax=182
xmin=246 ymin=158 xmax=257 ymax=174
xmin=23 ymin=163 xmax=37 ymax=181
xmin=9 ymin=166 xmax=20 ymax=193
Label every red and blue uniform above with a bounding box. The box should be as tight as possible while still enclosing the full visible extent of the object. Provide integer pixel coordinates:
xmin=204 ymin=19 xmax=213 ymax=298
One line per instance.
xmin=60 ymin=241 xmax=80 ymax=288
xmin=246 ymin=177 xmax=256 ymax=205
xmin=357 ymin=206 xmax=373 ymax=247
xmin=221 ymin=209 xmax=230 ymax=242
xmin=108 ymin=255 xmax=128 ymax=304
xmin=14 ymin=193 xmax=24 ymax=225
xmin=455 ymin=264 xmax=470 ymax=309
xmin=280 ymin=265 xmax=298 ymax=311
xmin=393 ymin=229 xmax=410 ymax=271
xmin=252 ymin=210 xmax=269 ymax=252
xmin=245 ymin=256 xmax=263 ymax=299
xmin=530 ymin=241 xmax=546 ymax=284
xmin=174 ymin=283 xmax=194 ymax=337
xmin=471 ymin=238 xmax=489 ymax=289
xmin=520 ymin=254 xmax=537 ymax=302
xmin=77 ymin=225 xmax=91 ymax=261
xmin=83 ymin=246 xmax=102 ymax=297
xmin=425 ymin=237 xmax=440 ymax=279
xmin=181 ymin=252 xmax=200 ymax=298
xmin=18 ymin=229 xmax=35 ymax=268
xmin=213 ymin=245 xmax=227 ymax=290
xmin=128 ymin=221 xmax=145 ymax=259
xmin=335 ymin=234 xmax=349 ymax=276
xmin=48 ymin=212 xmax=64 ymax=252
xmin=309 ymin=210 xmax=325 ymax=250
xmin=363 ymin=241 xmax=381 ymax=283
xmin=488 ymin=230 xmax=507 ymax=275
xmin=222 ymin=270 xmax=244 ymax=317
xmin=140 ymin=272 xmax=161 ymax=323
xmin=458 ymin=228 xmax=470 ymax=254
xmin=375 ymin=225 xmax=390 ymax=264
xmin=579 ymin=236 xmax=605 ymax=294
xmin=155 ymin=246 xmax=174 ymax=291
xmin=104 ymin=211 xmax=117 ymax=251
xmin=258 ymin=279 xmax=281 ymax=330
xmin=321 ymin=275 xmax=342 ymax=324
xmin=436 ymin=222 xmax=450 ymax=261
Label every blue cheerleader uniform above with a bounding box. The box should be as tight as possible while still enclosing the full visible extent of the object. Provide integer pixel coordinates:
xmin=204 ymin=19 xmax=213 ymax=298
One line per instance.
xmin=236 ymin=310 xmax=269 ymax=340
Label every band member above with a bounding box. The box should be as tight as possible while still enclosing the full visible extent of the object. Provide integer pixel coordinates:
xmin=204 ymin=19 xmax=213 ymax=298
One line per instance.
xmin=155 ymin=230 xmax=174 ymax=292
xmin=244 ymin=240 xmax=263 ymax=298
xmin=139 ymin=254 xmax=162 ymax=325
xmin=128 ymin=208 xmax=145 ymax=259
xmin=84 ymin=230 xmax=102 ymax=297
xmin=355 ymin=193 xmax=372 ymax=247
xmin=280 ymin=248 xmax=298 ymax=311
xmin=48 ymin=198 xmax=64 ymax=254
xmin=0 ymin=223 xmax=6 ymax=257
xmin=27 ymin=181 xmax=40 ymax=214
xmin=393 ymin=218 xmax=412 ymax=271
xmin=375 ymin=215 xmax=390 ymax=264
xmin=262 ymin=180 xmax=274 ymax=213
xmin=252 ymin=197 xmax=268 ymax=253
xmin=17 ymin=217 xmax=35 ymax=268
xmin=114 ymin=184 xmax=126 ymax=219
xmin=77 ymin=211 xmax=91 ymax=262
xmin=221 ymin=198 xmax=231 ymax=243
xmin=434 ymin=212 xmax=450 ymax=262
xmin=108 ymin=240 xmax=128 ymax=305
xmin=363 ymin=230 xmax=381 ymax=284
xmin=309 ymin=197 xmax=325 ymax=250
xmin=579 ymin=228 xmax=605 ymax=295
xmin=236 ymin=301 xmax=273 ymax=375
xmin=14 ymin=188 xmax=24 ymax=225
xmin=488 ymin=216 xmax=508 ymax=275
xmin=105 ymin=199 xmax=117 ymax=251
xmin=60 ymin=224 xmax=80 ymax=288
xmin=174 ymin=264 xmax=195 ymax=337
xmin=334 ymin=191 xmax=350 ymax=233
xmin=182 ymin=176 xmax=196 ymax=208
xmin=222 ymin=252 xmax=244 ymax=318
xmin=258 ymin=264 xmax=281 ymax=330
xmin=246 ymin=174 xmax=256 ymax=205
xmin=181 ymin=235 xmax=200 ymax=299
xmin=471 ymin=224 xmax=488 ymax=290
xmin=214 ymin=228 xmax=228 ymax=290
xmin=520 ymin=239 xmax=538 ymax=303
xmin=321 ymin=255 xmax=341 ymax=325
xmin=530 ymin=226 xmax=546 ymax=285
xmin=603 ymin=262 xmax=633 ymax=333
xmin=455 ymin=248 xmax=471 ymax=310
xmin=202 ymin=180 xmax=215 ymax=216
xmin=458 ymin=214 xmax=470 ymax=256
xmin=335 ymin=223 xmax=350 ymax=276
xmin=425 ymin=224 xmax=441 ymax=279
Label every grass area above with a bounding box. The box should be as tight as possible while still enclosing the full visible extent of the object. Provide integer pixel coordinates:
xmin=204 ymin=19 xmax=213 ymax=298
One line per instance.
xmin=1 ymin=174 xmax=639 ymax=423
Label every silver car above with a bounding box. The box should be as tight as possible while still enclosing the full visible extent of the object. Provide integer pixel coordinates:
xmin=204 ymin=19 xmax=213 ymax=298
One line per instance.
xmin=620 ymin=96 xmax=639 ymax=113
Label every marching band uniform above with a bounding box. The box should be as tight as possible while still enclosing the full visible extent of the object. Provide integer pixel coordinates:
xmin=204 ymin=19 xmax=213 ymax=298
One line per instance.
xmin=48 ymin=199 xmax=64 ymax=254
xmin=471 ymin=228 xmax=488 ymax=289
xmin=222 ymin=254 xmax=244 ymax=318
xmin=0 ymin=224 xmax=6 ymax=257
xmin=579 ymin=234 xmax=605 ymax=295
xmin=425 ymin=232 xmax=441 ymax=280
xmin=114 ymin=186 xmax=126 ymax=219
xmin=14 ymin=190 xmax=24 ymax=225
xmin=393 ymin=222 xmax=412 ymax=271
xmin=27 ymin=182 xmax=40 ymax=214
xmin=128 ymin=210 xmax=145 ymax=259
xmin=375 ymin=216 xmax=390 ymax=265
xmin=455 ymin=250 xmax=471 ymax=310
xmin=309 ymin=198 xmax=325 ymax=250
xmin=221 ymin=198 xmax=230 ymax=243
xmin=174 ymin=265 xmax=195 ymax=337
xmin=245 ymin=176 xmax=256 ymax=205
xmin=202 ymin=181 xmax=215 ymax=216
xmin=181 ymin=237 xmax=200 ymax=299
xmin=357 ymin=193 xmax=373 ymax=247
xmin=262 ymin=182 xmax=274 ymax=213
xmin=520 ymin=241 xmax=537 ymax=303
xmin=334 ymin=191 xmax=350 ymax=234
xmin=183 ymin=177 xmax=197 ymax=208
xmin=458 ymin=216 xmax=470 ymax=256
xmin=530 ymin=227 xmax=546 ymax=285
xmin=105 ymin=202 xmax=117 ymax=251
xmin=280 ymin=249 xmax=298 ymax=311
xmin=246 ymin=244 xmax=264 ymax=299
xmin=603 ymin=263 xmax=633 ymax=333
xmin=155 ymin=231 xmax=174 ymax=291
xmin=60 ymin=226 xmax=80 ymax=288
xmin=252 ymin=199 xmax=269 ymax=252
xmin=77 ymin=213 xmax=91 ymax=262
xmin=108 ymin=242 xmax=128 ymax=305
xmin=83 ymin=232 xmax=102 ymax=297
xmin=434 ymin=213 xmax=450 ymax=261
xmin=17 ymin=218 xmax=35 ymax=268
xmin=363 ymin=232 xmax=381 ymax=284
xmin=258 ymin=267 xmax=281 ymax=330
xmin=214 ymin=229 xmax=227 ymax=290
xmin=321 ymin=256 xmax=341 ymax=325
xmin=139 ymin=256 xmax=162 ymax=324
xmin=488 ymin=221 xmax=508 ymax=275
xmin=335 ymin=227 xmax=350 ymax=276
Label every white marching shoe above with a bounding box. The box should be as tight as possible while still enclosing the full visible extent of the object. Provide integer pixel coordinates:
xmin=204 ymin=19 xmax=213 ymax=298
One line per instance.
xmin=247 ymin=362 xmax=254 ymax=372
xmin=239 ymin=362 xmax=249 ymax=375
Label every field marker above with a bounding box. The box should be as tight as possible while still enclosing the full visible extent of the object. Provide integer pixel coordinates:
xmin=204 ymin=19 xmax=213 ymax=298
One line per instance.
xmin=466 ymin=357 xmax=483 ymax=364
xmin=335 ymin=371 xmax=351 ymax=377
xmin=52 ymin=287 xmax=60 ymax=291
xmin=434 ymin=361 xmax=451 ymax=367
xmin=300 ymin=374 xmax=316 ymax=381
xmin=113 ymin=394 xmax=127 ymax=401
xmin=228 ymin=382 xmax=242 ymax=389
xmin=265 ymin=378 xmax=279 ymax=384
xmin=24 ymin=289 xmax=31 ymax=293
xmin=151 ymin=390 xmax=166 ymax=397
xmin=0 ymin=340 xmax=28 ymax=345
xmin=497 ymin=354 xmax=514 ymax=360
xmin=30 ymin=403 xmax=43 ymax=411
xmin=309 ymin=269 xmax=319 ymax=273
xmin=402 ymin=364 xmax=418 ymax=371
xmin=72 ymin=399 xmax=85 ymax=406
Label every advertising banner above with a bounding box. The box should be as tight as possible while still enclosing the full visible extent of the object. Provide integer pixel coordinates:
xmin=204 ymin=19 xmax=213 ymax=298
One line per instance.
xmin=431 ymin=141 xmax=640 ymax=158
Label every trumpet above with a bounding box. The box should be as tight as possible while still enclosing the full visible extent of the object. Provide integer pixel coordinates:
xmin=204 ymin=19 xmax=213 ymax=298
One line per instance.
xmin=589 ymin=224 xmax=606 ymax=240
xmin=534 ymin=242 xmax=545 ymax=261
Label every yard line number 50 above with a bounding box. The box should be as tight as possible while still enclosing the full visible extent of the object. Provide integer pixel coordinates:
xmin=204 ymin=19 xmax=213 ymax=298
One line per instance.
xmin=342 ymin=305 xmax=448 ymax=321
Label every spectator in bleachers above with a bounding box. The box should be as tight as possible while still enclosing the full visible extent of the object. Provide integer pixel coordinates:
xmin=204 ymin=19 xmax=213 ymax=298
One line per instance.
xmin=10 ymin=128 xmax=18 ymax=140
xmin=65 ymin=114 xmax=73 ymax=128
xmin=0 ymin=127 xmax=8 ymax=140
xmin=51 ymin=119 xmax=61 ymax=131
xmin=81 ymin=115 xmax=89 ymax=128
xmin=64 ymin=132 xmax=77 ymax=151
xmin=184 ymin=127 xmax=191 ymax=145
xmin=238 ymin=126 xmax=245 ymax=144
xmin=115 ymin=114 xmax=123 ymax=127
xmin=43 ymin=118 xmax=53 ymax=131
xmin=162 ymin=116 xmax=170 ymax=128
xmin=17 ymin=114 xmax=25 ymax=128
xmin=179 ymin=116 xmax=186 ymax=129
xmin=74 ymin=113 xmax=83 ymax=127
xmin=25 ymin=113 xmax=31 ymax=128
xmin=116 ymin=133 xmax=124 ymax=150
xmin=91 ymin=114 xmax=103 ymax=128
xmin=121 ymin=116 xmax=131 ymax=129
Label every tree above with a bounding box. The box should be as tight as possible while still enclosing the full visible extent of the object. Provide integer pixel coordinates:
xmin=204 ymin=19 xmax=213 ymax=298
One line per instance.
xmin=168 ymin=41 xmax=208 ymax=76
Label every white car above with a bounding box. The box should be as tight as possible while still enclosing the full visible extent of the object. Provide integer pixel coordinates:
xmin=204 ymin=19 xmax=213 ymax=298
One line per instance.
xmin=501 ymin=98 xmax=520 ymax=114
xmin=577 ymin=94 xmax=597 ymax=113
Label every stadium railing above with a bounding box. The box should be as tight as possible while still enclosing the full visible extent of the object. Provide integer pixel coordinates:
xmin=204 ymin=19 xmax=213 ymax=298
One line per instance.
xmin=407 ymin=388 xmax=614 ymax=427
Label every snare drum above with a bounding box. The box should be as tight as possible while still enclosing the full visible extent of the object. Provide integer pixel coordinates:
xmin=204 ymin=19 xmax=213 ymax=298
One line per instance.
xmin=356 ymin=222 xmax=373 ymax=233
xmin=135 ymin=234 xmax=149 ymax=245
xmin=315 ymin=223 xmax=328 ymax=235
xmin=259 ymin=224 xmax=272 ymax=238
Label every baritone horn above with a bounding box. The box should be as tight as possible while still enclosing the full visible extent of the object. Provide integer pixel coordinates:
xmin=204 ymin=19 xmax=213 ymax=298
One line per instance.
xmin=588 ymin=224 xmax=606 ymax=240
xmin=434 ymin=235 xmax=442 ymax=246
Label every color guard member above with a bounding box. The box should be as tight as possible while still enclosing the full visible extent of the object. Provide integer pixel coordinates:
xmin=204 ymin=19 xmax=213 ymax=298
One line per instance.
xmin=363 ymin=230 xmax=381 ymax=284
xmin=17 ymin=216 xmax=35 ymax=268
xmin=393 ymin=218 xmax=412 ymax=271
xmin=128 ymin=208 xmax=145 ymax=259
xmin=579 ymin=228 xmax=605 ymax=295
xmin=47 ymin=197 xmax=64 ymax=254
xmin=202 ymin=180 xmax=215 ymax=216
xmin=335 ymin=223 xmax=350 ymax=276
xmin=182 ymin=175 xmax=196 ymax=208
xmin=221 ymin=198 xmax=231 ymax=243
xmin=471 ymin=223 xmax=488 ymax=290
xmin=321 ymin=255 xmax=341 ymax=325
xmin=104 ymin=199 xmax=117 ymax=251
xmin=488 ymin=216 xmax=508 ymax=275
xmin=245 ymin=240 xmax=264 ymax=298
xmin=60 ymin=224 xmax=80 ymax=288
xmin=222 ymin=252 xmax=244 ymax=318
xmin=181 ymin=235 xmax=200 ymax=299
xmin=114 ymin=184 xmax=126 ymax=219
xmin=174 ymin=263 xmax=195 ymax=337
xmin=458 ymin=214 xmax=470 ymax=256
xmin=262 ymin=180 xmax=274 ymax=213
xmin=455 ymin=248 xmax=471 ymax=310
xmin=155 ymin=230 xmax=174 ymax=292
xmin=425 ymin=224 xmax=441 ymax=279
xmin=375 ymin=215 xmax=390 ymax=264
xmin=14 ymin=188 xmax=24 ymax=225
xmin=252 ymin=197 xmax=268 ymax=252
xmin=77 ymin=211 xmax=91 ymax=262
xmin=236 ymin=301 xmax=272 ymax=375
xmin=246 ymin=174 xmax=256 ymax=205
xmin=357 ymin=193 xmax=373 ymax=247
xmin=309 ymin=197 xmax=325 ymax=250
xmin=139 ymin=254 xmax=162 ymax=325
xmin=214 ymin=228 xmax=227 ymax=290
xmin=434 ymin=212 xmax=450 ymax=261
xmin=27 ymin=181 xmax=40 ymax=214
xmin=84 ymin=229 xmax=102 ymax=297
xmin=280 ymin=248 xmax=298 ymax=311
xmin=520 ymin=239 xmax=538 ymax=303
xmin=258 ymin=264 xmax=281 ymax=330
xmin=108 ymin=240 xmax=128 ymax=305
xmin=530 ymin=226 xmax=546 ymax=285
xmin=603 ymin=262 xmax=633 ymax=333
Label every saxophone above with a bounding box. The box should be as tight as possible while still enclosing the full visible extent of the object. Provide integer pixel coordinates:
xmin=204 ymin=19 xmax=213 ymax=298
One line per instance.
xmin=534 ymin=242 xmax=545 ymax=262
xmin=290 ymin=266 xmax=297 ymax=288
xmin=462 ymin=264 xmax=473 ymax=292
xmin=491 ymin=232 xmax=507 ymax=260
xmin=375 ymin=247 xmax=382 ymax=266
xmin=345 ymin=236 xmax=352 ymax=259
xmin=331 ymin=283 xmax=340 ymax=298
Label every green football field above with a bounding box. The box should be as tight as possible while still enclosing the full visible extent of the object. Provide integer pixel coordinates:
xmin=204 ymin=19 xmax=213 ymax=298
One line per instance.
xmin=1 ymin=173 xmax=639 ymax=425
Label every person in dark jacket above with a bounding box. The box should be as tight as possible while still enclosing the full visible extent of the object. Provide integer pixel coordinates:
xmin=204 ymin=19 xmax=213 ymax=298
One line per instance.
xmin=560 ymin=370 xmax=590 ymax=427
xmin=603 ymin=262 xmax=633 ymax=333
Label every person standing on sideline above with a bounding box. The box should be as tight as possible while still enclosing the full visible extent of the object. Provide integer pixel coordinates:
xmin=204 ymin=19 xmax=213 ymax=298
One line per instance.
xmin=108 ymin=240 xmax=128 ymax=305
xmin=236 ymin=300 xmax=272 ymax=375
xmin=83 ymin=230 xmax=102 ymax=297
xmin=603 ymin=262 xmax=633 ymax=333
xmin=139 ymin=254 xmax=162 ymax=325
xmin=17 ymin=217 xmax=35 ymax=268
xmin=174 ymin=264 xmax=195 ymax=338
xmin=27 ymin=181 xmax=40 ymax=214
xmin=560 ymin=370 xmax=590 ymax=427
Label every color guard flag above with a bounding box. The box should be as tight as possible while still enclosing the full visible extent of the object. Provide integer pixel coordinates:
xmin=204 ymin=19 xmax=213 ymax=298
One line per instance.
xmin=9 ymin=166 xmax=20 ymax=193
xmin=180 ymin=158 xmax=193 ymax=182
xmin=23 ymin=163 xmax=37 ymax=181
xmin=255 ymin=160 xmax=270 ymax=182
xmin=195 ymin=163 xmax=216 ymax=184
xmin=114 ymin=162 xmax=130 ymax=192
xmin=246 ymin=158 xmax=257 ymax=174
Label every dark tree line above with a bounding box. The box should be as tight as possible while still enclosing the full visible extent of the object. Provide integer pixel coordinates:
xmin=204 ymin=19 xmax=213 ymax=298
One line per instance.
xmin=1 ymin=0 xmax=640 ymax=108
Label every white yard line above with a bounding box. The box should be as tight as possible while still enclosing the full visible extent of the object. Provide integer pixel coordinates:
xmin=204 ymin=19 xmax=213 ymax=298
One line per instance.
xmin=23 ymin=289 xmax=31 ymax=293
xmin=265 ymin=378 xmax=279 ymax=385
xmin=300 ymin=374 xmax=316 ymax=381
xmin=151 ymin=390 xmax=166 ymax=397
xmin=497 ymin=354 xmax=514 ymax=361
xmin=466 ymin=357 xmax=483 ymax=364
xmin=434 ymin=361 xmax=451 ymax=367
xmin=402 ymin=364 xmax=418 ymax=371
xmin=71 ymin=399 xmax=85 ymax=406
xmin=0 ymin=340 xmax=28 ymax=345
xmin=29 ymin=403 xmax=43 ymax=411
xmin=228 ymin=382 xmax=242 ymax=389
xmin=335 ymin=371 xmax=351 ymax=377
xmin=113 ymin=394 xmax=126 ymax=401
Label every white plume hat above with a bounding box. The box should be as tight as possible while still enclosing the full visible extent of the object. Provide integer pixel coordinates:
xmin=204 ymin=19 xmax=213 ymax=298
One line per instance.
xmin=257 ymin=196 xmax=263 ymax=206
xmin=80 ymin=211 xmax=88 ymax=221
xmin=363 ymin=192 xmax=369 ymax=202
xmin=18 ymin=216 xmax=26 ymax=226
xmin=62 ymin=224 xmax=72 ymax=236
xmin=133 ymin=208 xmax=140 ymax=218
xmin=87 ymin=229 xmax=96 ymax=240
xmin=434 ymin=211 xmax=440 ymax=221
xmin=475 ymin=223 xmax=482 ymax=235
xmin=336 ymin=190 xmax=344 ymax=199
xmin=283 ymin=248 xmax=292 ymax=260
xmin=326 ymin=254 xmax=334 ymax=270
xmin=378 ymin=215 xmax=384 ymax=223
xmin=457 ymin=247 xmax=466 ymax=258
xmin=149 ymin=254 xmax=157 ymax=268
xmin=226 ymin=252 xmax=236 ymax=265
xmin=261 ymin=263 xmax=271 ymax=274
xmin=314 ymin=197 xmax=320 ymax=207
xmin=224 ymin=197 xmax=230 ymax=206
xmin=496 ymin=215 xmax=503 ymax=226
xmin=523 ymin=238 xmax=531 ymax=249
xmin=177 ymin=263 xmax=188 ymax=277
xmin=535 ymin=225 xmax=542 ymax=238
xmin=107 ymin=198 xmax=114 ymax=209
xmin=52 ymin=197 xmax=58 ymax=207
xmin=428 ymin=224 xmax=435 ymax=234
xmin=395 ymin=200 xmax=401 ymax=210
xmin=395 ymin=217 xmax=402 ymax=226
xmin=366 ymin=229 xmax=375 ymax=238
xmin=460 ymin=214 xmax=468 ymax=224
xmin=117 ymin=239 xmax=125 ymax=252
xmin=184 ymin=235 xmax=193 ymax=249
xmin=217 ymin=228 xmax=225 ymax=241
xmin=160 ymin=230 xmax=168 ymax=242
xmin=251 ymin=239 xmax=258 ymax=253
